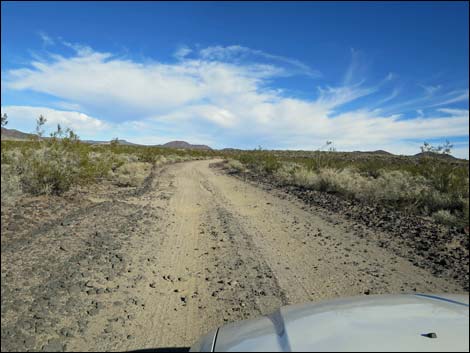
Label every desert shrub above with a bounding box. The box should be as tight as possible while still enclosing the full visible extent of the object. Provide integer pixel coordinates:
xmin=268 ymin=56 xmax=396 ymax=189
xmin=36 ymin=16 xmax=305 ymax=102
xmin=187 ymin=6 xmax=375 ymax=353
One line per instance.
xmin=165 ymin=154 xmax=186 ymax=163
xmin=463 ymin=198 xmax=469 ymax=228
xmin=1 ymin=148 xmax=23 ymax=163
xmin=262 ymin=155 xmax=281 ymax=174
xmin=432 ymin=209 xmax=459 ymax=227
xmin=156 ymin=155 xmax=168 ymax=166
xmin=226 ymin=159 xmax=245 ymax=172
xmin=1 ymin=164 xmax=23 ymax=204
xmin=1 ymin=130 xmax=215 ymax=198
xmin=110 ymin=162 xmax=152 ymax=187
xmin=291 ymin=168 xmax=359 ymax=195
xmin=290 ymin=168 xmax=316 ymax=187
xmin=274 ymin=162 xmax=301 ymax=183
xmin=235 ymin=152 xmax=281 ymax=174
xmin=282 ymin=165 xmax=461 ymax=212
xmin=17 ymin=146 xmax=82 ymax=195
xmin=361 ymin=170 xmax=429 ymax=205
xmin=416 ymin=189 xmax=464 ymax=215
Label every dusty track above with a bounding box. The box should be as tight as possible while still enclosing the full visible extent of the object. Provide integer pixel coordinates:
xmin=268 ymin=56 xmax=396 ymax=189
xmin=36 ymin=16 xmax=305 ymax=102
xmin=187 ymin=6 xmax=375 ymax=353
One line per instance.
xmin=1 ymin=159 xmax=465 ymax=352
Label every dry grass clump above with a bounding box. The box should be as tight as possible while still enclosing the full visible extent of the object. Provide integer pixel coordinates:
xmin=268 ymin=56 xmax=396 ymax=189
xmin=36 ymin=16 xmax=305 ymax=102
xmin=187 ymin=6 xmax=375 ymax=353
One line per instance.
xmin=289 ymin=167 xmax=441 ymax=206
xmin=155 ymin=155 xmax=168 ymax=166
xmin=164 ymin=154 xmax=200 ymax=164
xmin=1 ymin=163 xmax=23 ymax=205
xmin=358 ymin=170 xmax=429 ymax=204
xmin=274 ymin=162 xmax=302 ymax=182
xmin=165 ymin=154 xmax=186 ymax=163
xmin=226 ymin=159 xmax=246 ymax=173
xmin=432 ymin=209 xmax=459 ymax=226
xmin=110 ymin=162 xmax=152 ymax=187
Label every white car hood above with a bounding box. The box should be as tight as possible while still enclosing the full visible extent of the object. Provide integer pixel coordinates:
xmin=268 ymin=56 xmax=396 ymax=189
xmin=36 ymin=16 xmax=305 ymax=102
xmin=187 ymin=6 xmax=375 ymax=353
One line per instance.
xmin=209 ymin=294 xmax=469 ymax=352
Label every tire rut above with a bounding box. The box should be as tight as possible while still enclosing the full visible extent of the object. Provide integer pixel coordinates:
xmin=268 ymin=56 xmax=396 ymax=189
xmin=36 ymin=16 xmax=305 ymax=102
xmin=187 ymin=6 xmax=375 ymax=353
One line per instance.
xmin=2 ymin=159 xmax=466 ymax=352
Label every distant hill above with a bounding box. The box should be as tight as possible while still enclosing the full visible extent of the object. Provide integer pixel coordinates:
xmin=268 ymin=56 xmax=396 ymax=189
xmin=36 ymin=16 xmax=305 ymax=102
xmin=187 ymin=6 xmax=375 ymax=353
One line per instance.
xmin=82 ymin=139 xmax=140 ymax=146
xmin=4 ymin=127 xmax=464 ymax=158
xmin=414 ymin=152 xmax=457 ymax=160
xmin=369 ymin=150 xmax=394 ymax=155
xmin=352 ymin=150 xmax=394 ymax=156
xmin=160 ymin=141 xmax=212 ymax=150
xmin=1 ymin=127 xmax=37 ymax=140
xmin=2 ymin=127 xmax=212 ymax=150
xmin=220 ymin=148 xmax=243 ymax=152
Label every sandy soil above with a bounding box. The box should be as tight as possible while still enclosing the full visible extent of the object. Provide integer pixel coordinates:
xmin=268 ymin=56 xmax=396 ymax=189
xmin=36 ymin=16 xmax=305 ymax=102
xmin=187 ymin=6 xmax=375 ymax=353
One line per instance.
xmin=1 ymin=159 xmax=466 ymax=352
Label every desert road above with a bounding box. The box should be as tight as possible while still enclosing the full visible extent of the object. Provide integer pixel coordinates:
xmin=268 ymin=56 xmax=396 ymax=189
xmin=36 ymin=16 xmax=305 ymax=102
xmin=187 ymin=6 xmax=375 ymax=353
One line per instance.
xmin=1 ymin=159 xmax=464 ymax=352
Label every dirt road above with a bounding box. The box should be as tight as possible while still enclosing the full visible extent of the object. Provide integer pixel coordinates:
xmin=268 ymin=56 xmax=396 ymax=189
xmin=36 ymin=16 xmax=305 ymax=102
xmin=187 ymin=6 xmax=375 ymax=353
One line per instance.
xmin=1 ymin=159 xmax=465 ymax=352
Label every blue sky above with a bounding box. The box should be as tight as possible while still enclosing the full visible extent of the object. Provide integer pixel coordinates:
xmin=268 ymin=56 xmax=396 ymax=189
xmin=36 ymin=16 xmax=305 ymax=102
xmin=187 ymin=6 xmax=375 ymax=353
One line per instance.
xmin=1 ymin=1 xmax=469 ymax=157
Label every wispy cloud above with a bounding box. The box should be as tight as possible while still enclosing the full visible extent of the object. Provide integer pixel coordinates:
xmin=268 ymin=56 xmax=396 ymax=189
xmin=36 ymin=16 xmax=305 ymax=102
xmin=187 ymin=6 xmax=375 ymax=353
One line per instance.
xmin=419 ymin=84 xmax=442 ymax=96
xmin=38 ymin=31 xmax=54 ymax=46
xmin=199 ymin=45 xmax=321 ymax=78
xmin=1 ymin=41 xmax=468 ymax=158
xmin=429 ymin=89 xmax=469 ymax=107
xmin=174 ymin=45 xmax=192 ymax=60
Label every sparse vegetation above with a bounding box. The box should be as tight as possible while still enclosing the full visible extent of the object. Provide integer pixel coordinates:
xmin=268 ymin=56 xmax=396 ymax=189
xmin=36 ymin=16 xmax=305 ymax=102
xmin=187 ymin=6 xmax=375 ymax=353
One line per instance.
xmin=224 ymin=147 xmax=469 ymax=230
xmin=226 ymin=159 xmax=246 ymax=173
xmin=420 ymin=140 xmax=453 ymax=155
xmin=110 ymin=161 xmax=152 ymax=187
xmin=432 ymin=209 xmax=460 ymax=226
xmin=1 ymin=113 xmax=8 ymax=127
xmin=1 ymin=117 xmax=216 ymax=203
xmin=2 ymin=116 xmax=468 ymax=230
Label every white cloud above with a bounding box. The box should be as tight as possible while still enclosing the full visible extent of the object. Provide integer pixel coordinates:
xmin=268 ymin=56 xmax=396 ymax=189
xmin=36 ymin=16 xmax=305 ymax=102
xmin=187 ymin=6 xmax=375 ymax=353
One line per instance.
xmin=1 ymin=106 xmax=110 ymax=137
xmin=2 ymin=42 xmax=468 ymax=157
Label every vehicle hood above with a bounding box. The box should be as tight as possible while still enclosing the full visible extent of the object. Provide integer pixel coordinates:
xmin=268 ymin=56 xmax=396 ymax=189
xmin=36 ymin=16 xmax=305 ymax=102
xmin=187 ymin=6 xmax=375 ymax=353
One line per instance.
xmin=212 ymin=294 xmax=469 ymax=352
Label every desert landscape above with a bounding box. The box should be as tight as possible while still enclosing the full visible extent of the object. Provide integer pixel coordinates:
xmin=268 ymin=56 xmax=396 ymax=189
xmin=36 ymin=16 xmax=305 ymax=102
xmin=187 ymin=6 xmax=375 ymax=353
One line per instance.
xmin=1 ymin=126 xmax=468 ymax=351
xmin=2 ymin=2 xmax=469 ymax=352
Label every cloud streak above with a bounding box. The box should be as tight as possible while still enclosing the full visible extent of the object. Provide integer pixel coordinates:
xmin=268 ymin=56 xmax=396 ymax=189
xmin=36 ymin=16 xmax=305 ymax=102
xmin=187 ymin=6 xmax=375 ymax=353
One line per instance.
xmin=1 ymin=41 xmax=468 ymax=158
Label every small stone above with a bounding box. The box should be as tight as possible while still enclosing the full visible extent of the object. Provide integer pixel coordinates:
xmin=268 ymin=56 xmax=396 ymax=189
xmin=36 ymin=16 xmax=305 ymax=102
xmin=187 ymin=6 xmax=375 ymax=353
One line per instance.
xmin=87 ymin=308 xmax=98 ymax=316
xmin=59 ymin=328 xmax=72 ymax=337
xmin=42 ymin=338 xmax=65 ymax=352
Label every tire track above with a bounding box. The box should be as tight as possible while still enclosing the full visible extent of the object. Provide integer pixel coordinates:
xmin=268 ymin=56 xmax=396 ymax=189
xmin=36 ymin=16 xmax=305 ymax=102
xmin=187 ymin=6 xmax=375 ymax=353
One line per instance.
xmin=1 ymin=159 xmax=466 ymax=352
